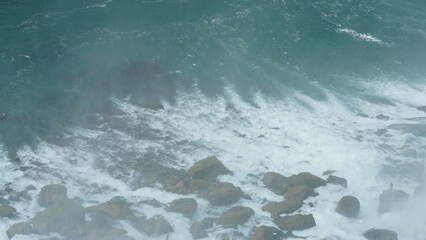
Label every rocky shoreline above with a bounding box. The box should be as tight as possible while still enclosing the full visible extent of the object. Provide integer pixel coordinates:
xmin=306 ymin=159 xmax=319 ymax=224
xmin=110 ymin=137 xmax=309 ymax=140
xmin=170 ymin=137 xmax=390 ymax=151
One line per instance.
xmin=2 ymin=154 xmax=423 ymax=240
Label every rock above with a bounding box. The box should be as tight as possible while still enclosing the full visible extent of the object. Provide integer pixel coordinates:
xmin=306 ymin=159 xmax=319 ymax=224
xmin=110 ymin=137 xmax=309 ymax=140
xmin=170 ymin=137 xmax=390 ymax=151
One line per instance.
xmin=378 ymin=189 xmax=409 ymax=214
xmin=0 ymin=204 xmax=16 ymax=218
xmin=86 ymin=212 xmax=113 ymax=230
xmin=250 ymin=226 xmax=284 ymax=240
xmin=335 ymin=195 xmax=360 ymax=218
xmin=388 ymin=124 xmax=426 ymax=137
xmin=414 ymin=183 xmax=426 ymax=197
xmin=376 ymin=114 xmax=390 ymax=120
xmin=287 ymin=172 xmax=327 ymax=189
xmin=262 ymin=198 xmax=304 ymax=218
xmin=202 ymin=182 xmax=243 ymax=206
xmin=85 ymin=228 xmax=135 ymax=240
xmin=86 ymin=196 xmax=134 ymax=220
xmin=363 ymin=228 xmax=398 ymax=240
xmin=284 ymin=185 xmax=314 ymax=200
xmin=0 ymin=197 xmax=10 ymax=205
xmin=217 ymin=206 xmax=255 ymax=228
xmin=33 ymin=199 xmax=85 ymax=237
xmin=37 ymin=184 xmax=68 ymax=208
xmin=188 ymin=156 xmax=232 ymax=180
xmin=263 ymin=172 xmax=289 ymax=195
xmin=190 ymin=218 xmax=216 ymax=239
xmin=140 ymin=215 xmax=173 ymax=236
xmin=275 ymin=214 xmax=316 ymax=231
xmin=375 ymin=129 xmax=387 ymax=136
xmin=168 ymin=198 xmax=197 ymax=218
xmin=327 ymin=175 xmax=347 ymax=188
xmin=322 ymin=170 xmax=337 ymax=176
xmin=416 ymin=106 xmax=426 ymax=113
xmin=321 ymin=236 xmax=345 ymax=240
xmin=6 ymin=222 xmax=33 ymax=239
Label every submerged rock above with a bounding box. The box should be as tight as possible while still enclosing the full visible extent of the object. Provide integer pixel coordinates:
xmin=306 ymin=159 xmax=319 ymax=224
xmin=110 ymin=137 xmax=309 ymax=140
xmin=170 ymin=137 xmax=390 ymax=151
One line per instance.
xmin=250 ymin=226 xmax=284 ymax=240
xmin=188 ymin=156 xmax=232 ymax=180
xmin=275 ymin=214 xmax=316 ymax=231
xmin=327 ymin=175 xmax=347 ymax=188
xmin=378 ymin=189 xmax=409 ymax=214
xmin=32 ymin=199 xmax=85 ymax=237
xmin=202 ymin=182 xmax=243 ymax=205
xmin=335 ymin=195 xmax=360 ymax=218
xmin=416 ymin=106 xmax=426 ymax=113
xmin=217 ymin=206 xmax=255 ymax=228
xmin=37 ymin=184 xmax=68 ymax=208
xmin=363 ymin=228 xmax=398 ymax=240
xmin=86 ymin=196 xmax=134 ymax=220
xmin=6 ymin=222 xmax=33 ymax=239
xmin=262 ymin=172 xmax=289 ymax=195
xmin=262 ymin=198 xmax=304 ymax=218
xmin=168 ymin=198 xmax=197 ymax=218
xmin=0 ymin=204 xmax=17 ymax=218
xmin=284 ymin=185 xmax=314 ymax=200
xmin=388 ymin=124 xmax=426 ymax=137
xmin=190 ymin=218 xmax=216 ymax=239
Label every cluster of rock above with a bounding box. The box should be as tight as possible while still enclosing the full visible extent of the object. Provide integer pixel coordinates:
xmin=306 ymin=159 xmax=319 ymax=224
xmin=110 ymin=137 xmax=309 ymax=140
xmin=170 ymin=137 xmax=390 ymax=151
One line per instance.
xmin=2 ymin=156 xmax=417 ymax=239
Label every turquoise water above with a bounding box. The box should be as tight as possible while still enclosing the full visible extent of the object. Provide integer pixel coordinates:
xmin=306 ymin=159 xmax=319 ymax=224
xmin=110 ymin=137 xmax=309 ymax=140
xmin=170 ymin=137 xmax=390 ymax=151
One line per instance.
xmin=1 ymin=1 xmax=426 ymax=239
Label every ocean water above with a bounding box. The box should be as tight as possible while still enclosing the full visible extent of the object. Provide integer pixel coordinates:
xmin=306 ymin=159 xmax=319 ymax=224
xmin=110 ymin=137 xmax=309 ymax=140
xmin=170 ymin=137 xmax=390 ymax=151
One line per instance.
xmin=1 ymin=0 xmax=426 ymax=239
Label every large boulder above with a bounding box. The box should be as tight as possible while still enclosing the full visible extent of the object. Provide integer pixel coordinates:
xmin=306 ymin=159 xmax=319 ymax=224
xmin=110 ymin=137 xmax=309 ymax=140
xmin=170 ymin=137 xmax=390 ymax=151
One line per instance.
xmin=168 ymin=198 xmax=197 ymax=218
xmin=363 ymin=228 xmax=398 ymax=240
xmin=284 ymin=185 xmax=314 ymax=200
xmin=32 ymin=199 xmax=85 ymax=237
xmin=37 ymin=184 xmax=68 ymax=208
xmin=6 ymin=222 xmax=33 ymax=239
xmin=188 ymin=156 xmax=232 ymax=180
xmin=335 ymin=195 xmax=360 ymax=218
xmin=378 ymin=189 xmax=409 ymax=214
xmin=138 ymin=215 xmax=173 ymax=236
xmin=190 ymin=218 xmax=216 ymax=239
xmin=217 ymin=206 xmax=255 ymax=228
xmin=262 ymin=172 xmax=290 ymax=195
xmin=250 ymin=226 xmax=284 ymax=240
xmin=275 ymin=214 xmax=316 ymax=231
xmin=86 ymin=196 xmax=134 ymax=220
xmin=0 ymin=204 xmax=16 ymax=218
xmin=287 ymin=172 xmax=327 ymax=189
xmin=262 ymin=198 xmax=303 ymax=219
xmin=327 ymin=175 xmax=348 ymax=188
xmin=202 ymin=182 xmax=243 ymax=206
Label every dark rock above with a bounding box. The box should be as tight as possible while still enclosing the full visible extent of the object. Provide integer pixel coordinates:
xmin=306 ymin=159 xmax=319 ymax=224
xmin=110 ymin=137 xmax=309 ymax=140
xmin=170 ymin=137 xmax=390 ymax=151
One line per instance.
xmin=86 ymin=196 xmax=134 ymax=220
xmin=378 ymin=189 xmax=409 ymax=214
xmin=168 ymin=198 xmax=197 ymax=218
xmin=218 ymin=231 xmax=246 ymax=240
xmin=376 ymin=114 xmax=390 ymax=120
xmin=25 ymin=185 xmax=36 ymax=192
xmin=6 ymin=222 xmax=33 ymax=239
xmin=375 ymin=129 xmax=387 ymax=136
xmin=388 ymin=124 xmax=426 ymax=137
xmin=287 ymin=172 xmax=327 ymax=189
xmin=275 ymin=214 xmax=316 ymax=231
xmin=86 ymin=212 xmax=113 ymax=230
xmin=190 ymin=218 xmax=216 ymax=239
xmin=327 ymin=175 xmax=348 ymax=188
xmin=416 ymin=106 xmax=426 ymax=113
xmin=357 ymin=113 xmax=369 ymax=118
xmin=85 ymin=228 xmax=135 ymax=240
xmin=140 ymin=199 xmax=165 ymax=208
xmin=262 ymin=198 xmax=303 ymax=219
xmin=0 ymin=197 xmax=10 ymax=205
xmin=0 ymin=204 xmax=16 ymax=218
xmin=363 ymin=228 xmax=398 ymax=240
xmin=188 ymin=156 xmax=232 ymax=180
xmin=33 ymin=199 xmax=85 ymax=237
xmin=38 ymin=184 xmax=68 ymax=208
xmin=202 ymin=182 xmax=243 ymax=206
xmin=322 ymin=170 xmax=337 ymax=176
xmin=335 ymin=195 xmax=360 ymax=218
xmin=18 ymin=166 xmax=33 ymax=172
xmin=285 ymin=185 xmax=314 ymax=200
xmin=321 ymin=236 xmax=345 ymax=240
xmin=140 ymin=215 xmax=173 ymax=236
xmin=217 ymin=206 xmax=254 ymax=228
xmin=250 ymin=226 xmax=284 ymax=240
xmin=263 ymin=172 xmax=289 ymax=195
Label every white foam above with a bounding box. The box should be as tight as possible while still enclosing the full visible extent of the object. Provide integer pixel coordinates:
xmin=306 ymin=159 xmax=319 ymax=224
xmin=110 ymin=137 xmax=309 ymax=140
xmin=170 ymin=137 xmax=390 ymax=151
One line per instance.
xmin=337 ymin=28 xmax=392 ymax=46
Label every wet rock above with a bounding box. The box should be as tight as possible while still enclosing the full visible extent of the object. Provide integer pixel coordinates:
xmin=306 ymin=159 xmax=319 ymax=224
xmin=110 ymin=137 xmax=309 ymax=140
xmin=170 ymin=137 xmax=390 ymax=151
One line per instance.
xmin=6 ymin=222 xmax=33 ymax=239
xmin=375 ymin=129 xmax=387 ymax=136
xmin=275 ymin=214 xmax=316 ymax=231
xmin=86 ymin=212 xmax=113 ymax=230
xmin=85 ymin=228 xmax=135 ymax=240
xmin=190 ymin=218 xmax=216 ymax=239
xmin=335 ymin=195 xmax=360 ymax=218
xmin=363 ymin=228 xmax=398 ymax=240
xmin=263 ymin=172 xmax=289 ymax=195
xmin=357 ymin=113 xmax=369 ymax=118
xmin=0 ymin=197 xmax=10 ymax=205
xmin=388 ymin=124 xmax=426 ymax=137
xmin=188 ymin=156 xmax=232 ymax=180
xmin=202 ymin=182 xmax=243 ymax=206
xmin=250 ymin=226 xmax=284 ymax=240
xmin=140 ymin=198 xmax=165 ymax=208
xmin=322 ymin=170 xmax=337 ymax=176
xmin=262 ymin=198 xmax=304 ymax=219
xmin=378 ymin=189 xmax=409 ymax=214
xmin=168 ymin=198 xmax=197 ymax=218
xmin=327 ymin=175 xmax=347 ymax=188
xmin=376 ymin=114 xmax=390 ymax=120
xmin=287 ymin=172 xmax=327 ymax=189
xmin=33 ymin=199 xmax=85 ymax=237
xmin=140 ymin=215 xmax=173 ymax=236
xmin=0 ymin=204 xmax=17 ymax=218
xmin=218 ymin=231 xmax=246 ymax=240
xmin=217 ymin=206 xmax=255 ymax=228
xmin=321 ymin=236 xmax=345 ymax=240
xmin=86 ymin=196 xmax=134 ymax=220
xmin=38 ymin=184 xmax=68 ymax=208
xmin=416 ymin=106 xmax=426 ymax=113
xmin=188 ymin=179 xmax=212 ymax=193
xmin=285 ymin=185 xmax=314 ymax=200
